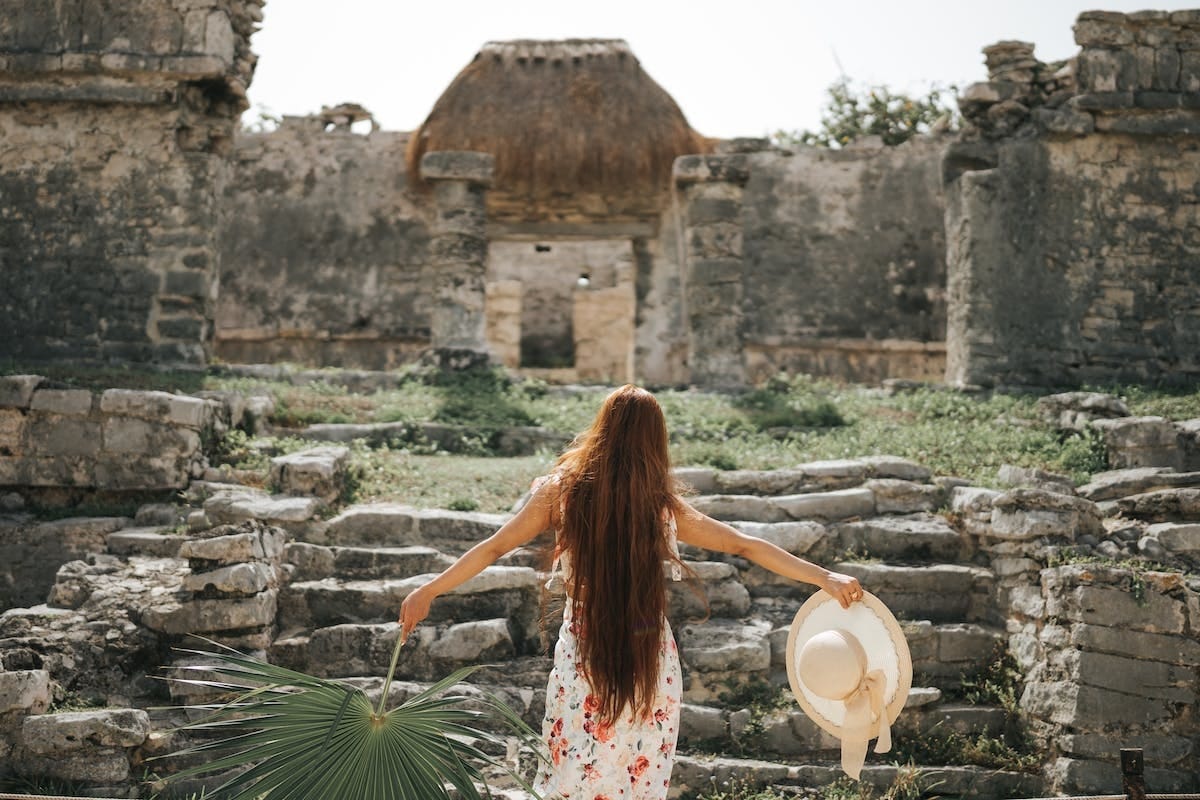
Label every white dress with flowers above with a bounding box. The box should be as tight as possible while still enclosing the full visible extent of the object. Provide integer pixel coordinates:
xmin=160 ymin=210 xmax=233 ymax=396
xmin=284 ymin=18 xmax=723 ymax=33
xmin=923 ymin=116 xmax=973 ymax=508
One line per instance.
xmin=531 ymin=480 xmax=683 ymax=800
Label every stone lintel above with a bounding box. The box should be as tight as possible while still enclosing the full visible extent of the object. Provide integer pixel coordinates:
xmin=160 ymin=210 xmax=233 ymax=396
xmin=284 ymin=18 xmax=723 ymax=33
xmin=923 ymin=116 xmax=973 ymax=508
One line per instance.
xmin=673 ymin=154 xmax=751 ymax=187
xmin=420 ymin=151 xmax=495 ymax=186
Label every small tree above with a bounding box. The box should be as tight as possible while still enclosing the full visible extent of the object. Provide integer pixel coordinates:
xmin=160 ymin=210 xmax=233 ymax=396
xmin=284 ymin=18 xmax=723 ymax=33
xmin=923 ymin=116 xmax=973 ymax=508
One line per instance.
xmin=774 ymin=80 xmax=959 ymax=148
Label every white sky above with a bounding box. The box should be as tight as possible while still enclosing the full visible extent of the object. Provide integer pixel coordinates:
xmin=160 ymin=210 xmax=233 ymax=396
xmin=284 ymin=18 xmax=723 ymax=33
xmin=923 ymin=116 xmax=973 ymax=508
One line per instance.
xmin=246 ymin=1 xmax=1197 ymax=139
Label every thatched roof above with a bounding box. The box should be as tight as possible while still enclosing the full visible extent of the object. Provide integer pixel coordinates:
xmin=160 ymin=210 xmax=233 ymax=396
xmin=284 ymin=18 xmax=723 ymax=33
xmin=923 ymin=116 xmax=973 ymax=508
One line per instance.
xmin=406 ymin=39 xmax=710 ymax=222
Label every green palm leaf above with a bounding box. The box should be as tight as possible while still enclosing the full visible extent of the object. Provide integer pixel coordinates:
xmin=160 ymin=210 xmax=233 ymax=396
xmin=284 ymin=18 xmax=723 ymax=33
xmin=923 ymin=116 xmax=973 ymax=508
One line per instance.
xmin=156 ymin=636 xmax=543 ymax=800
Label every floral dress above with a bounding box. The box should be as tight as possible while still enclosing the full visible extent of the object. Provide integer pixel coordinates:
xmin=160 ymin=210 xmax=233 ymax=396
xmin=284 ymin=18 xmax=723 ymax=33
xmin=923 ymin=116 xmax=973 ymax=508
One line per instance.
xmin=531 ymin=479 xmax=684 ymax=800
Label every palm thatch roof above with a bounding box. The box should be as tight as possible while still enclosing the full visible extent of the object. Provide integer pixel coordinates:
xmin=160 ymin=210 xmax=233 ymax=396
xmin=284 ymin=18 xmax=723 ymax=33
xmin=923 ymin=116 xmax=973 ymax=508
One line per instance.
xmin=406 ymin=39 xmax=710 ymax=222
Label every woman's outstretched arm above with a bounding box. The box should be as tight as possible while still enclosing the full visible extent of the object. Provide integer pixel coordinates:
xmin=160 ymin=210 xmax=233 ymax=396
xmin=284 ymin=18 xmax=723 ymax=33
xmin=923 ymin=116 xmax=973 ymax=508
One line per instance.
xmin=674 ymin=500 xmax=863 ymax=608
xmin=397 ymin=480 xmax=555 ymax=639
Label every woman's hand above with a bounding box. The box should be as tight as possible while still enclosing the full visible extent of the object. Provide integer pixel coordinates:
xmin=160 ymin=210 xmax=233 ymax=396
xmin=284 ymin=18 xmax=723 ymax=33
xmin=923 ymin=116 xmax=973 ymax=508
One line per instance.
xmin=398 ymin=584 xmax=434 ymax=643
xmin=821 ymin=570 xmax=864 ymax=609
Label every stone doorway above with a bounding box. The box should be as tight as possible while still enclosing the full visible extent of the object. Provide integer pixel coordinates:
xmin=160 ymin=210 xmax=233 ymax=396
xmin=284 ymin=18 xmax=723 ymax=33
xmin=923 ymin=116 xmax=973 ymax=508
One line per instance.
xmin=486 ymin=239 xmax=635 ymax=383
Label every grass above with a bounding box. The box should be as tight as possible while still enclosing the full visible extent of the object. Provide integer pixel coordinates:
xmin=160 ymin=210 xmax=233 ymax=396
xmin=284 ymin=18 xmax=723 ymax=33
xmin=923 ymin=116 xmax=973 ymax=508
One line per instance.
xmin=6 ymin=360 xmax=1200 ymax=510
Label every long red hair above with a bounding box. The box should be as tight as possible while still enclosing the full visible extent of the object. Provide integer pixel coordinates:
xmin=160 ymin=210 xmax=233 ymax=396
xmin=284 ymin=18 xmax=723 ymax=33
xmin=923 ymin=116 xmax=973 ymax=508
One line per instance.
xmin=548 ymin=385 xmax=686 ymax=723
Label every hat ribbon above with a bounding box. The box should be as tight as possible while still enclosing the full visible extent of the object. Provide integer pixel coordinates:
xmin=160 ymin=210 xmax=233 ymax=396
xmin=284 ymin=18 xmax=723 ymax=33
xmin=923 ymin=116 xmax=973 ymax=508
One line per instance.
xmin=839 ymin=667 xmax=892 ymax=780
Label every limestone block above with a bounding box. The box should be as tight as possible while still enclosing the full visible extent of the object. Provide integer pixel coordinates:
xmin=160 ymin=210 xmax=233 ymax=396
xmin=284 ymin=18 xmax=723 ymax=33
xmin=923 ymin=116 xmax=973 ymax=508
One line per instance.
xmin=0 ymin=375 xmax=43 ymax=409
xmin=204 ymin=9 xmax=235 ymax=64
xmin=178 ymin=526 xmax=286 ymax=565
xmin=99 ymin=389 xmax=213 ymax=429
xmin=1032 ymin=107 xmax=1096 ymax=135
xmin=204 ymin=493 xmax=322 ymax=526
xmin=936 ymin=623 xmax=1004 ymax=664
xmin=412 ymin=508 xmax=509 ymax=544
xmin=673 ymin=467 xmax=718 ymax=494
xmin=678 ymin=620 xmax=771 ymax=672
xmin=285 ymin=542 xmax=336 ymax=581
xmin=102 ymin=416 xmax=201 ymax=455
xmin=28 ymin=415 xmax=102 ymax=457
xmin=325 ymin=503 xmax=420 ymax=546
xmin=773 ymin=487 xmax=875 ymax=521
xmin=428 ymin=618 xmax=513 ymax=663
xmin=679 ymin=703 xmax=726 ymax=742
xmin=990 ymin=488 xmax=1102 ymax=541
xmin=864 ymin=479 xmax=945 ymax=514
xmin=860 ymin=456 xmax=931 ymax=482
xmin=106 ymin=529 xmax=184 ymax=558
xmin=0 ymin=669 xmax=50 ymax=714
xmin=21 ymin=708 xmax=150 ymax=754
xmin=1145 ymin=522 xmax=1200 ymax=553
xmin=484 ymin=280 xmax=521 ymax=369
xmin=269 ymin=446 xmax=349 ymax=503
xmin=15 ymin=750 xmax=131 ymax=784
xmin=951 ymin=485 xmax=1002 ymax=513
xmin=673 ymin=154 xmax=751 ymax=186
xmin=1045 ymin=584 xmax=1186 ymax=634
xmin=1075 ymin=12 xmax=1134 ymax=46
xmin=735 ymin=521 xmax=827 ymax=556
xmin=183 ymin=562 xmax=276 ymax=596
xmin=1037 ymin=391 xmax=1130 ymax=431
xmin=1117 ymin=488 xmax=1200 ymax=521
xmin=574 ymin=285 xmax=635 ymax=384
xmin=29 ymin=388 xmax=93 ymax=416
xmin=142 ymin=590 xmax=278 ymax=634
xmin=997 ymin=464 xmax=1075 ymax=493
xmin=836 ymin=515 xmax=962 ymax=562
xmin=0 ymin=408 xmax=27 ymax=455
xmin=93 ymin=455 xmax=187 ymax=491
xmin=1059 ymin=731 xmax=1194 ymax=765
xmin=1023 ymin=680 xmax=1177 ymax=727
xmin=687 ymin=494 xmax=781 ymax=523
xmin=1092 ymin=416 xmax=1183 ymax=469
xmin=1077 ymin=466 xmax=1200 ymax=501
xmin=1055 ymin=649 xmax=1195 ymax=701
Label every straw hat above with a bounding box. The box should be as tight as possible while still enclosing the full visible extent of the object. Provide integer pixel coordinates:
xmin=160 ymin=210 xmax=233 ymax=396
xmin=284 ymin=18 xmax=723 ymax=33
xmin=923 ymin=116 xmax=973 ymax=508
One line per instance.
xmin=785 ymin=589 xmax=912 ymax=779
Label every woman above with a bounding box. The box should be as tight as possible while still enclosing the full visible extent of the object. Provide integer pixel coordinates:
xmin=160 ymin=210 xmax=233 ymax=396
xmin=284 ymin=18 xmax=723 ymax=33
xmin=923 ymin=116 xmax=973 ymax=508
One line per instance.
xmin=398 ymin=384 xmax=864 ymax=800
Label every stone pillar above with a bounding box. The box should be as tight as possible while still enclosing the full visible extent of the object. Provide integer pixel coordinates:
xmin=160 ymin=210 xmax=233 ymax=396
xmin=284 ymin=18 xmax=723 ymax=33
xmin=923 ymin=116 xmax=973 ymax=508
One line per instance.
xmin=421 ymin=151 xmax=494 ymax=369
xmin=673 ymin=154 xmax=750 ymax=387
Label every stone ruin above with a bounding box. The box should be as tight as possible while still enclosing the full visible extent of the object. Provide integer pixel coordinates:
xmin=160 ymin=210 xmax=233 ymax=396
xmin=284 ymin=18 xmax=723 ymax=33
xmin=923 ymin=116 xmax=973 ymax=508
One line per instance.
xmin=1 ymin=10 xmax=1197 ymax=389
xmin=0 ymin=374 xmax=1199 ymax=796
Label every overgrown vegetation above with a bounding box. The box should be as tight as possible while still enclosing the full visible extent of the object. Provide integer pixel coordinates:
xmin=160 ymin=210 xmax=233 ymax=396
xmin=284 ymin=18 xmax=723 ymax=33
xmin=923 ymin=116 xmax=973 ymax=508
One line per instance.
xmin=1046 ymin=547 xmax=1188 ymax=604
xmin=774 ymin=79 xmax=959 ymax=149
xmin=904 ymin=644 xmax=1039 ymax=774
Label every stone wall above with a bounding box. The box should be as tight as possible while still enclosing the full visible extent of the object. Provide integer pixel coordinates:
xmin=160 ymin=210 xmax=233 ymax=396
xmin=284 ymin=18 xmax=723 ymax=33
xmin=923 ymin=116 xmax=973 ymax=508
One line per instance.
xmin=0 ymin=0 xmax=262 ymax=365
xmin=740 ymin=137 xmax=949 ymax=384
xmin=945 ymin=12 xmax=1200 ymax=388
xmin=217 ymin=115 xmax=433 ymax=369
xmin=0 ymin=375 xmax=217 ymax=505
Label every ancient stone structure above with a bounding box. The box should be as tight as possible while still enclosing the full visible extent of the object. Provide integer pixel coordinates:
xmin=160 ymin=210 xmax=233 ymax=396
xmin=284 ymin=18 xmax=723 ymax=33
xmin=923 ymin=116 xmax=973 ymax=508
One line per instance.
xmin=3 ymin=388 xmax=1199 ymax=794
xmin=0 ymin=0 xmax=263 ymax=365
xmin=945 ymin=11 xmax=1200 ymax=388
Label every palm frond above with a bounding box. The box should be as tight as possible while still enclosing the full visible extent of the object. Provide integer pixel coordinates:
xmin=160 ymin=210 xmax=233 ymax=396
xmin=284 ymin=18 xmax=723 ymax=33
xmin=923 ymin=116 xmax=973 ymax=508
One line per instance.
xmin=155 ymin=636 xmax=543 ymax=800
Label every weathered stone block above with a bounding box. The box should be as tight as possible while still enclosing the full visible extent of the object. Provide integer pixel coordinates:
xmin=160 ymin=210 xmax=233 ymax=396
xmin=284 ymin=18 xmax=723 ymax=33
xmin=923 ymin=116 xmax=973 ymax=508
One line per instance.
xmin=990 ymin=489 xmax=1102 ymax=541
xmin=183 ymin=562 xmax=276 ymax=596
xmin=1074 ymin=13 xmax=1134 ymax=47
xmin=0 ymin=669 xmax=50 ymax=714
xmin=269 ymin=445 xmax=349 ymax=503
xmin=688 ymin=494 xmax=781 ymax=523
xmin=865 ymin=479 xmax=945 ymax=514
xmin=178 ymin=526 xmax=285 ymax=565
xmin=1056 ymin=649 xmax=1195 ymax=701
xmin=1145 ymin=522 xmax=1200 ymax=553
xmin=0 ymin=375 xmax=43 ymax=409
xmin=1092 ymin=416 xmax=1183 ymax=469
xmin=99 ymin=389 xmax=212 ymax=428
xmin=428 ymin=618 xmax=513 ymax=663
xmin=1117 ymin=488 xmax=1200 ymax=521
xmin=673 ymin=154 xmax=751 ymax=186
xmin=142 ymin=590 xmax=278 ymax=634
xmin=1045 ymin=583 xmax=1186 ymax=634
xmin=773 ymin=487 xmax=875 ymax=521
xmin=678 ymin=620 xmax=771 ymax=672
xmin=204 ymin=493 xmax=322 ymax=527
xmin=102 ymin=416 xmax=200 ymax=455
xmin=1023 ymin=680 xmax=1178 ymax=727
xmin=15 ymin=750 xmax=131 ymax=784
xmin=22 ymin=708 xmax=150 ymax=754
xmin=29 ymin=388 xmax=93 ymax=416
xmin=285 ymin=542 xmax=336 ymax=581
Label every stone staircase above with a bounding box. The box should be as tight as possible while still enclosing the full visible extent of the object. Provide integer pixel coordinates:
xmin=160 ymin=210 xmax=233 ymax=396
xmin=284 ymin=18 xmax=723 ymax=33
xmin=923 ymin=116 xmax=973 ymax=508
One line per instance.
xmin=7 ymin=449 xmax=1200 ymax=797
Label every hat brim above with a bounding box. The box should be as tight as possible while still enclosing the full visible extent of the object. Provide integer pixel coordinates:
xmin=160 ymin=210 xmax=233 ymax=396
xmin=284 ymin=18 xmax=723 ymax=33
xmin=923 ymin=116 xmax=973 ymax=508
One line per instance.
xmin=785 ymin=589 xmax=912 ymax=742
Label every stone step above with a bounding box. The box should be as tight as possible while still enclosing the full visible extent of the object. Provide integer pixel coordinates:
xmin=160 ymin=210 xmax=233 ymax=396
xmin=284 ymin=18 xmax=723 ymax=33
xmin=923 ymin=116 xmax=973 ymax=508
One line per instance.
xmin=106 ymin=526 xmax=184 ymax=557
xmin=1115 ymin=488 xmax=1200 ymax=523
xmin=677 ymin=457 xmax=932 ymax=497
xmin=277 ymin=565 xmax=542 ymax=635
xmin=670 ymin=754 xmax=1041 ymax=800
xmin=317 ymin=503 xmax=510 ymax=549
xmin=904 ymin=620 xmax=1008 ymax=683
xmin=832 ymin=562 xmax=995 ymax=623
xmin=833 ymin=513 xmax=970 ymax=563
xmin=284 ymin=542 xmax=457 ymax=581
xmin=1078 ymin=467 xmax=1200 ymax=502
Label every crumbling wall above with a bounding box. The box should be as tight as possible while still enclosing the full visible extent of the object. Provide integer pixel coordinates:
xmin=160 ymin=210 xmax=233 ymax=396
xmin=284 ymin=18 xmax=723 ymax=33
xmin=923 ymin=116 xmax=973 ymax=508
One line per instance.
xmin=741 ymin=137 xmax=949 ymax=383
xmin=945 ymin=12 xmax=1200 ymax=388
xmin=0 ymin=0 xmax=262 ymax=365
xmin=217 ymin=113 xmax=433 ymax=369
